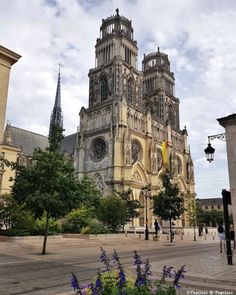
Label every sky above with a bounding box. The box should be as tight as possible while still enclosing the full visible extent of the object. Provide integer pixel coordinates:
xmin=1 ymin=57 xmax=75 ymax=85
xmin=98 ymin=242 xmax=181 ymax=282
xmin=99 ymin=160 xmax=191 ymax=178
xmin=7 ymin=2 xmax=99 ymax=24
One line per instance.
xmin=1 ymin=0 xmax=236 ymax=198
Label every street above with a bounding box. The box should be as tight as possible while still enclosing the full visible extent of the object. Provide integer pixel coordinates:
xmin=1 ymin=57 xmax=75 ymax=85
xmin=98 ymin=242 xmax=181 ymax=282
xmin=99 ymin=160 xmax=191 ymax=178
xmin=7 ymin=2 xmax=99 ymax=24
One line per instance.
xmin=0 ymin=235 xmax=235 ymax=295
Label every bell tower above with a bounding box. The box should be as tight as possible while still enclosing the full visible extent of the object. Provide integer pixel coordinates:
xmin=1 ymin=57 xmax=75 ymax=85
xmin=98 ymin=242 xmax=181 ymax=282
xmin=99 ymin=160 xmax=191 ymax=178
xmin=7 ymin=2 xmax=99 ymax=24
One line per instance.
xmin=88 ymin=9 xmax=141 ymax=108
xmin=142 ymin=48 xmax=180 ymax=130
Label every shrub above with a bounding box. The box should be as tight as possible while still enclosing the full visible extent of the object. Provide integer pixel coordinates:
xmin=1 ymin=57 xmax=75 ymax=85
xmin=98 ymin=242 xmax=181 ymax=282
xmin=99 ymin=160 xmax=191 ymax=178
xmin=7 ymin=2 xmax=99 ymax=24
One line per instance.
xmin=81 ymin=219 xmax=109 ymax=234
xmin=71 ymin=248 xmax=186 ymax=294
xmin=62 ymin=206 xmax=95 ymax=233
xmin=2 ymin=229 xmax=30 ymax=236
xmin=31 ymin=214 xmax=61 ymax=235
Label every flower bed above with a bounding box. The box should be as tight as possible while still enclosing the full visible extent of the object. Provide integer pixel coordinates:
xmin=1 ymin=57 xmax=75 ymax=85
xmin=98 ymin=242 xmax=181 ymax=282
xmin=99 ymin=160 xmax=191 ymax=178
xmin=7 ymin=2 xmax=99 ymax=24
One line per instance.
xmin=71 ymin=248 xmax=186 ymax=294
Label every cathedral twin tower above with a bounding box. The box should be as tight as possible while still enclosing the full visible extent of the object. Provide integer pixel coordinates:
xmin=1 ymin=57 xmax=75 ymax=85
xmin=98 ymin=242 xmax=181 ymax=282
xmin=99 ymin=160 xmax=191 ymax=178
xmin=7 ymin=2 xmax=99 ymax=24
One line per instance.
xmin=75 ymin=10 xmax=195 ymax=227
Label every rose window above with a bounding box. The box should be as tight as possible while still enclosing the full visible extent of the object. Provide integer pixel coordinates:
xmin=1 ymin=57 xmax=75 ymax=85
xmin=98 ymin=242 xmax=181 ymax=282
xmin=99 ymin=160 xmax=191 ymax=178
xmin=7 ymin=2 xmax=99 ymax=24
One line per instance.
xmin=90 ymin=137 xmax=107 ymax=161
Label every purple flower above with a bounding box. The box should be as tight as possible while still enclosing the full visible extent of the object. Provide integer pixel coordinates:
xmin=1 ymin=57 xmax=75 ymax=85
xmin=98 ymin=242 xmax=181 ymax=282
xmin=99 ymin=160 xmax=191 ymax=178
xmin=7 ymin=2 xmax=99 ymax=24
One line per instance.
xmin=71 ymin=272 xmax=82 ymax=295
xmin=113 ymin=249 xmax=126 ymax=292
xmin=100 ymin=247 xmax=111 ymax=272
xmin=161 ymin=265 xmax=173 ymax=281
xmin=95 ymin=269 xmax=103 ymax=292
xmin=173 ymin=265 xmax=186 ymax=288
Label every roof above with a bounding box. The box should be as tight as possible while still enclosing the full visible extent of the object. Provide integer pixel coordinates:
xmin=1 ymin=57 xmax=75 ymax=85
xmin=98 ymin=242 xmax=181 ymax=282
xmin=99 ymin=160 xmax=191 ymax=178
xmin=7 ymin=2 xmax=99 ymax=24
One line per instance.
xmin=4 ymin=125 xmax=48 ymax=156
xmin=60 ymin=133 xmax=77 ymax=156
xmin=199 ymin=198 xmax=222 ymax=206
xmin=0 ymin=45 xmax=21 ymax=65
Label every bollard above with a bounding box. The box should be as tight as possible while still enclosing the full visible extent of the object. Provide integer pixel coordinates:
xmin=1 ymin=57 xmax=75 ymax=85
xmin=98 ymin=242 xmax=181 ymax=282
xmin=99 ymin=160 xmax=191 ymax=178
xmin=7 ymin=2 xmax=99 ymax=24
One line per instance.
xmin=125 ymin=231 xmax=127 ymax=238
xmin=204 ymin=235 xmax=207 ymax=240
xmin=139 ymin=233 xmax=141 ymax=239
xmin=212 ymin=236 xmax=215 ymax=240
xmin=167 ymin=235 xmax=169 ymax=240
xmin=181 ymin=235 xmax=183 ymax=241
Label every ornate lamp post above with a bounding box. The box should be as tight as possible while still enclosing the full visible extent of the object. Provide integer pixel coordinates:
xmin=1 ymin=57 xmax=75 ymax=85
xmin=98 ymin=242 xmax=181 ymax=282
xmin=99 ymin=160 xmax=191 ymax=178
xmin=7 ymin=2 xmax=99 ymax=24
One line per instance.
xmin=141 ymin=184 xmax=151 ymax=240
xmin=204 ymin=133 xmax=226 ymax=162
xmin=204 ymin=132 xmax=233 ymax=265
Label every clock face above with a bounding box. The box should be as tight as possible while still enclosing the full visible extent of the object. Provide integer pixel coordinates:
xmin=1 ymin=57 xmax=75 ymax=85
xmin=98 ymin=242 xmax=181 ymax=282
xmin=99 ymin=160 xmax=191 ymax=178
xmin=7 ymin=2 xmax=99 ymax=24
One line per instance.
xmin=90 ymin=137 xmax=107 ymax=162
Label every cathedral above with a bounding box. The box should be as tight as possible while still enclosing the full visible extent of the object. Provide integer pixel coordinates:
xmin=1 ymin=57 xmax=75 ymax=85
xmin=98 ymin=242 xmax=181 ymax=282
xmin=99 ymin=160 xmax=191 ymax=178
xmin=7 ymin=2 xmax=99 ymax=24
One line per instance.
xmin=74 ymin=9 xmax=195 ymax=227
xmin=0 ymin=10 xmax=195 ymax=228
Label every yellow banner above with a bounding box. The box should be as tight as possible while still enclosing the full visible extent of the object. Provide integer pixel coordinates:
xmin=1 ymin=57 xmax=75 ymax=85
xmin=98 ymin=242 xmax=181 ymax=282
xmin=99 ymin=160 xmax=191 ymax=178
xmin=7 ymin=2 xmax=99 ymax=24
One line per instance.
xmin=162 ymin=140 xmax=168 ymax=167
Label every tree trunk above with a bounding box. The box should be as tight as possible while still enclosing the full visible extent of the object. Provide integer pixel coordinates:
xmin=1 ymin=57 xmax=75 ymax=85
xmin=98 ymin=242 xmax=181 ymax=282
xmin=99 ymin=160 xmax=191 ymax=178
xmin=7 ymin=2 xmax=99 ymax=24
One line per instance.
xmin=170 ymin=219 xmax=173 ymax=243
xmin=42 ymin=211 xmax=49 ymax=255
xmin=193 ymin=222 xmax=197 ymax=241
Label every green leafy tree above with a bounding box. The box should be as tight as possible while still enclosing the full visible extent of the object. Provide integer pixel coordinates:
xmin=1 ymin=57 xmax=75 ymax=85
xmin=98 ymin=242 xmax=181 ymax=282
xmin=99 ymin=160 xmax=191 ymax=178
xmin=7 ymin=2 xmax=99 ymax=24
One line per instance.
xmin=76 ymin=176 xmax=102 ymax=208
xmin=153 ymin=172 xmax=185 ymax=242
xmin=186 ymin=199 xmax=197 ymax=241
xmin=195 ymin=199 xmax=207 ymax=226
xmin=97 ymin=195 xmax=129 ymax=232
xmin=116 ymin=189 xmax=140 ymax=226
xmin=11 ymin=149 xmax=80 ymax=254
xmin=49 ymin=123 xmax=64 ymax=152
xmin=0 ymin=194 xmax=35 ymax=234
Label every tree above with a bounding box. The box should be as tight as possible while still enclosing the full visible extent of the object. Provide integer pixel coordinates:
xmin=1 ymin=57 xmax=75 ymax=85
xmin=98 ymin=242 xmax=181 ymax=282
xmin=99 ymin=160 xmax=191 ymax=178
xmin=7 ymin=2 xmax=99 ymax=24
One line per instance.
xmin=153 ymin=172 xmax=185 ymax=242
xmin=97 ymin=195 xmax=129 ymax=232
xmin=11 ymin=149 xmax=80 ymax=254
xmin=76 ymin=176 xmax=102 ymax=208
xmin=116 ymin=189 xmax=140 ymax=226
xmin=186 ymin=199 xmax=197 ymax=241
xmin=49 ymin=123 xmax=64 ymax=152
xmin=0 ymin=194 xmax=35 ymax=234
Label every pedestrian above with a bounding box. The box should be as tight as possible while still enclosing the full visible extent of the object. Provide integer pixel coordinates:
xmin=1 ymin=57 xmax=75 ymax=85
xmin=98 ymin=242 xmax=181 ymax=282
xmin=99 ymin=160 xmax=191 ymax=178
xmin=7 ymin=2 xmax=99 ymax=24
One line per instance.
xmin=198 ymin=225 xmax=203 ymax=236
xmin=205 ymin=226 xmax=208 ymax=235
xmin=229 ymin=224 xmax=235 ymax=250
xmin=217 ymin=222 xmax=225 ymax=253
xmin=154 ymin=219 xmax=160 ymax=237
xmin=170 ymin=228 xmax=175 ymax=241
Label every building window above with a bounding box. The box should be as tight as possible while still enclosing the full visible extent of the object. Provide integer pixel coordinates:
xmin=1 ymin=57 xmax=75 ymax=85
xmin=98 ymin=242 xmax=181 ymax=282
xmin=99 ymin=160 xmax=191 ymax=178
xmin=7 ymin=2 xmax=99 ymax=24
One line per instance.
xmin=159 ymin=95 xmax=164 ymax=119
xmin=101 ymin=76 xmax=108 ymax=101
xmin=127 ymin=78 xmax=133 ymax=102
xmin=90 ymin=137 xmax=107 ymax=162
xmin=205 ymin=206 xmax=208 ymax=209
xmin=211 ymin=205 xmax=214 ymax=209
xmin=217 ymin=205 xmax=220 ymax=209
xmin=177 ymin=156 xmax=182 ymax=174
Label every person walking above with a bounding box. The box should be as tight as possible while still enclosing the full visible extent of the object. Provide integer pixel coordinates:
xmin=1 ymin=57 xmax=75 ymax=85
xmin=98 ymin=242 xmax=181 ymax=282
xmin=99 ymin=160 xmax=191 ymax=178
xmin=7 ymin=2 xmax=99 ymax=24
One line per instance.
xmin=229 ymin=224 xmax=235 ymax=250
xmin=217 ymin=222 xmax=225 ymax=253
xmin=154 ymin=219 xmax=160 ymax=237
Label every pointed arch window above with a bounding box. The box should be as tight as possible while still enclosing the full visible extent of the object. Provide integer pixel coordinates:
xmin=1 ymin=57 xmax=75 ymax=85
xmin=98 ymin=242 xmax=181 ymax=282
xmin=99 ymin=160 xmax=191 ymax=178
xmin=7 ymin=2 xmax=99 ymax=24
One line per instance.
xmin=127 ymin=78 xmax=133 ymax=102
xmin=101 ymin=76 xmax=108 ymax=101
xmin=169 ymin=104 xmax=174 ymax=127
xmin=159 ymin=95 xmax=164 ymax=119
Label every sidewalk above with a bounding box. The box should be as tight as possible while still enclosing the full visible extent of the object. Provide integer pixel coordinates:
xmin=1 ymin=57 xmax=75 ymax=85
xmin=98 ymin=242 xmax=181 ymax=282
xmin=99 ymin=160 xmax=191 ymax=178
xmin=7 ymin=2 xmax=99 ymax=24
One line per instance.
xmin=55 ymin=235 xmax=236 ymax=295
xmin=1 ymin=234 xmax=235 ymax=295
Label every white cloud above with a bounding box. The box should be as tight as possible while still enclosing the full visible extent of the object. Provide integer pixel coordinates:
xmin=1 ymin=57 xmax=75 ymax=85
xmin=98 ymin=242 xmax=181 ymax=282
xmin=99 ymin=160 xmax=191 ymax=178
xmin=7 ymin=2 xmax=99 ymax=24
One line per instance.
xmin=1 ymin=0 xmax=235 ymax=198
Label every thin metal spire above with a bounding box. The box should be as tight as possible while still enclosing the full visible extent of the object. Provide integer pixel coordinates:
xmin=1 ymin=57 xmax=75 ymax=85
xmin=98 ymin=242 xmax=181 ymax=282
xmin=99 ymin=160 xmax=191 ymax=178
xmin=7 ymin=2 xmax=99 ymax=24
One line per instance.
xmin=49 ymin=67 xmax=63 ymax=137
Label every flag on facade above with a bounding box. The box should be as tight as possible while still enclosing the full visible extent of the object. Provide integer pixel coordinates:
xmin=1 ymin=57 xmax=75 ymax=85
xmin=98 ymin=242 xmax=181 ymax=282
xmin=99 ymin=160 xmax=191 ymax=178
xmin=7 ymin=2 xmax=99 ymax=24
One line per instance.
xmin=162 ymin=140 xmax=168 ymax=167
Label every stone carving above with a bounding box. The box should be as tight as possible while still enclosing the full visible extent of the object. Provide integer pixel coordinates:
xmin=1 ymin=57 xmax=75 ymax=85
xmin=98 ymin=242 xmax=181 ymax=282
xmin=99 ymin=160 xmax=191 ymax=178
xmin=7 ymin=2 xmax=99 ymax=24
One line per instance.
xmin=131 ymin=140 xmax=142 ymax=163
xmin=132 ymin=171 xmax=142 ymax=181
xmin=125 ymin=145 xmax=131 ymax=165
xmin=94 ymin=174 xmax=104 ymax=194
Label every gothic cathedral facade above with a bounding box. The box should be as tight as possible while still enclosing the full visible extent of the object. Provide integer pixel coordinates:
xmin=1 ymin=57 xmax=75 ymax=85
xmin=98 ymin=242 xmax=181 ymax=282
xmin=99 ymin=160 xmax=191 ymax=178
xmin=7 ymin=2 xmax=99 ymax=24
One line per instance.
xmin=75 ymin=10 xmax=195 ymax=227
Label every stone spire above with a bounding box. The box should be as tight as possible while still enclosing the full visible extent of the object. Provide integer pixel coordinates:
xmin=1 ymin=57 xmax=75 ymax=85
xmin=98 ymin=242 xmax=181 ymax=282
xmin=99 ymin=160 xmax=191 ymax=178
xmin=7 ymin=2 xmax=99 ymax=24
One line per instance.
xmin=49 ymin=68 xmax=63 ymax=137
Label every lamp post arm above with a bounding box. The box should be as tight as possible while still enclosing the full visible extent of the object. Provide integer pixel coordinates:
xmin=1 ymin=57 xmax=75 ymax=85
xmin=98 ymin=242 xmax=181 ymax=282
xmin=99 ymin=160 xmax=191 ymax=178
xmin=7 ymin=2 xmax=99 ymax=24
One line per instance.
xmin=208 ymin=133 xmax=226 ymax=142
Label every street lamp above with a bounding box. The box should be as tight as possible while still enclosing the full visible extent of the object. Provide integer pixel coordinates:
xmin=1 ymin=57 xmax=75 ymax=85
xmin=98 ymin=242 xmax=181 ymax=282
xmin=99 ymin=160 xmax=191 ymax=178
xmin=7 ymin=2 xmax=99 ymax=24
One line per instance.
xmin=141 ymin=184 xmax=151 ymax=240
xmin=204 ymin=133 xmax=233 ymax=265
xmin=204 ymin=133 xmax=226 ymax=162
